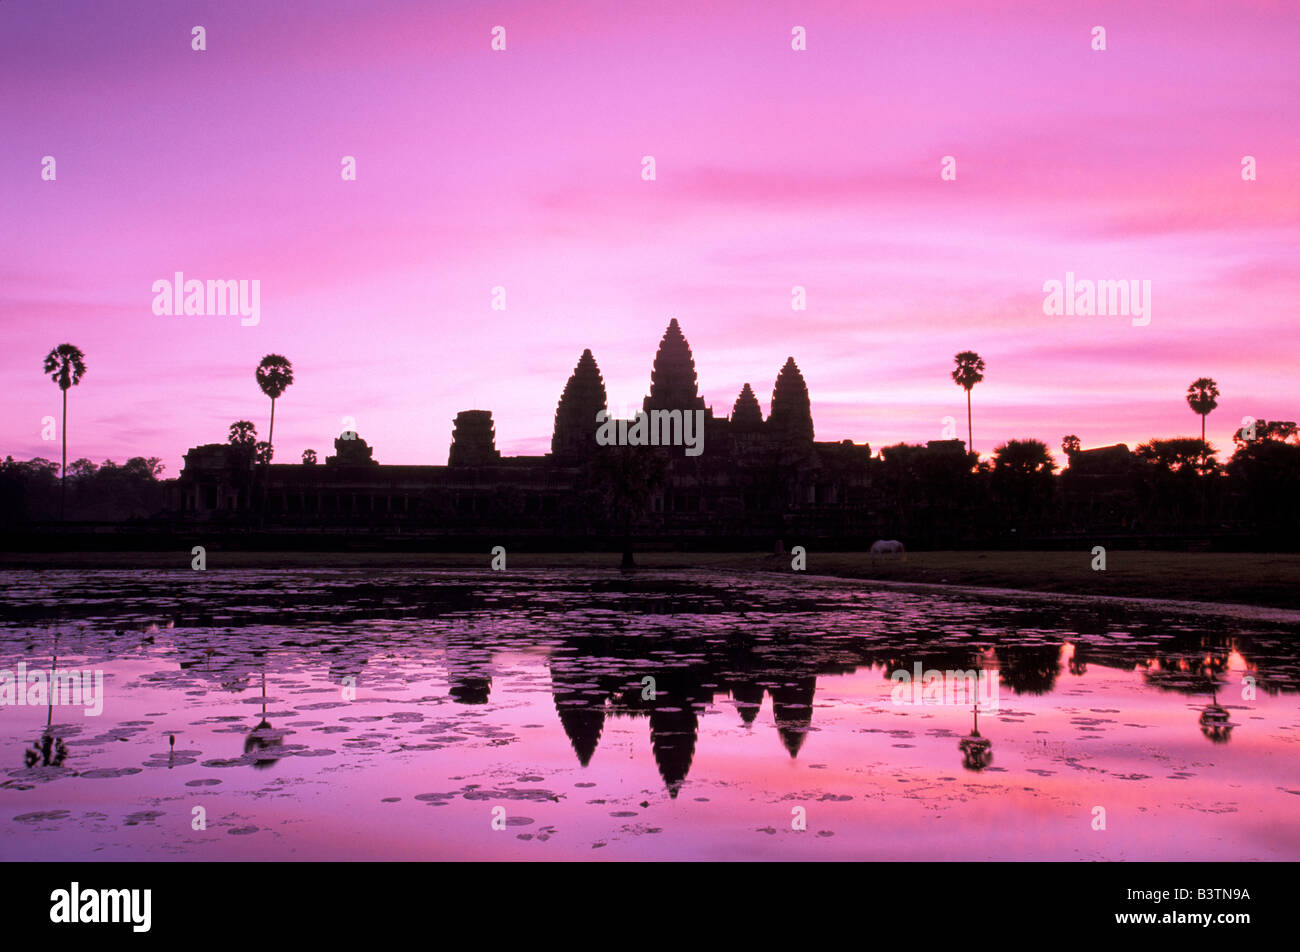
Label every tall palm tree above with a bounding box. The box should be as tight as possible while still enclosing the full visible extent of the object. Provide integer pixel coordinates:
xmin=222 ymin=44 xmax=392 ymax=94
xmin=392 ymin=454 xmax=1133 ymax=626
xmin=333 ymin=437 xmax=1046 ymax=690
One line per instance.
xmin=42 ymin=343 xmax=86 ymax=519
xmin=1186 ymin=377 xmax=1219 ymax=444
xmin=951 ymin=351 xmax=985 ymax=458
xmin=255 ymin=354 xmax=294 ymax=463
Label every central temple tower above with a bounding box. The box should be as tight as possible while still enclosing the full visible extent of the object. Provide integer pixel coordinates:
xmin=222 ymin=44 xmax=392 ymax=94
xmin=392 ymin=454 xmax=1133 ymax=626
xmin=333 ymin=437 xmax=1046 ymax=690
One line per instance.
xmin=643 ymin=318 xmax=709 ymax=414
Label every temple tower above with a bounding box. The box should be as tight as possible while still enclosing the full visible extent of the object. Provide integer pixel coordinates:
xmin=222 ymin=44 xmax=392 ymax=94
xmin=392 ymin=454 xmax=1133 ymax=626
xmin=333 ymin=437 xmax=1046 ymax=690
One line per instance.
xmin=768 ymin=357 xmax=814 ymax=444
xmin=551 ymin=349 xmax=608 ymax=460
xmin=730 ymin=382 xmax=764 ymax=430
xmin=643 ymin=318 xmax=708 ymax=413
xmin=449 ymin=410 xmax=500 ymax=466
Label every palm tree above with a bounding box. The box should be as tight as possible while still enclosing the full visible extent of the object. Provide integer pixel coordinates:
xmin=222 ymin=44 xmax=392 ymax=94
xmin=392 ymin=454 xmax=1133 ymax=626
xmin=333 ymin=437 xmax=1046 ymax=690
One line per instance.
xmin=1186 ymin=377 xmax=1219 ymax=444
xmin=42 ymin=343 xmax=86 ymax=519
xmin=951 ymin=351 xmax=985 ymax=458
xmin=302 ymin=449 xmax=317 ymax=465
xmin=255 ymin=355 xmax=294 ymax=463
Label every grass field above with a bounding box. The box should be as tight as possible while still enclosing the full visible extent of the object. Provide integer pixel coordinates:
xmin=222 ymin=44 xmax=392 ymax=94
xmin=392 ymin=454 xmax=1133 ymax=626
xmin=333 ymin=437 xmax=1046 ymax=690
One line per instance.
xmin=3 ymin=549 xmax=1299 ymax=610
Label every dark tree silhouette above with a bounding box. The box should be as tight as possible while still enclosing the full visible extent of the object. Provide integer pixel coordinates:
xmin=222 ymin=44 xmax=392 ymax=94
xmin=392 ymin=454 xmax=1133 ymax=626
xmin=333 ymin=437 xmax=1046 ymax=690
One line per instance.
xmin=42 ymin=343 xmax=86 ymax=519
xmin=302 ymin=449 xmax=318 ymax=465
xmin=951 ymin=351 xmax=985 ymax=458
xmin=991 ymin=439 xmax=1057 ymax=535
xmin=1186 ymin=377 xmax=1219 ymax=444
xmin=1233 ymin=418 xmax=1297 ymax=445
xmin=1134 ymin=438 xmax=1218 ymax=530
xmin=586 ymin=443 xmax=666 ymax=570
xmin=226 ymin=422 xmax=258 ymax=487
xmin=227 ymin=420 xmax=257 ymax=451
xmin=1136 ymin=437 xmax=1217 ymax=476
xmin=255 ymin=354 xmax=294 ymax=465
xmin=1229 ymin=425 xmax=1300 ymax=544
xmin=1061 ymin=434 xmax=1081 ymax=457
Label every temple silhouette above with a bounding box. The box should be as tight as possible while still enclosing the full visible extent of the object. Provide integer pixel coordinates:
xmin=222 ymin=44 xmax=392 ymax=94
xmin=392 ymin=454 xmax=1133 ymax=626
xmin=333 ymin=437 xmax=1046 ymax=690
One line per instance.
xmin=174 ymin=319 xmax=877 ymax=544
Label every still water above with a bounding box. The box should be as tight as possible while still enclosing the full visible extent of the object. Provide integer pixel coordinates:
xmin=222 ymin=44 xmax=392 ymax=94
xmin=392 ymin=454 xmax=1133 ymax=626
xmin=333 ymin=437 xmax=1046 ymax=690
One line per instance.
xmin=1 ymin=569 xmax=1297 ymax=860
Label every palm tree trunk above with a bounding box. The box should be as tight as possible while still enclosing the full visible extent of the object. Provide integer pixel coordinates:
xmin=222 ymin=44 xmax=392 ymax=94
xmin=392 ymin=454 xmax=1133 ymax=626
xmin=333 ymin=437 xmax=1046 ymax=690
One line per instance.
xmin=60 ymin=387 xmax=67 ymax=520
xmin=966 ymin=389 xmax=973 ymax=460
xmin=259 ymin=397 xmax=276 ymax=526
xmin=1201 ymin=415 xmax=1206 ymax=445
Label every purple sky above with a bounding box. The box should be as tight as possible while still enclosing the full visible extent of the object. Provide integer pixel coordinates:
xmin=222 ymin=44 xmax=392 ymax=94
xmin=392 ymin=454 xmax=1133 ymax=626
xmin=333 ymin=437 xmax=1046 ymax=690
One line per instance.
xmin=3 ymin=0 xmax=1297 ymax=474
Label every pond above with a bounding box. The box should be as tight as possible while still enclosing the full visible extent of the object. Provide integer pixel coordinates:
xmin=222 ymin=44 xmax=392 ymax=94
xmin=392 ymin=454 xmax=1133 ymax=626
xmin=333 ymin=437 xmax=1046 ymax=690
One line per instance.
xmin=1 ymin=569 xmax=1297 ymax=860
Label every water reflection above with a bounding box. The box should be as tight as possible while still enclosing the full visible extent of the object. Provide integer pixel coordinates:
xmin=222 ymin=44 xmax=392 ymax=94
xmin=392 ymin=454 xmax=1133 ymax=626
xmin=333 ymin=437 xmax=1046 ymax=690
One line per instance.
xmin=22 ymin=636 xmax=68 ymax=769
xmin=242 ymin=669 xmax=283 ymax=769
xmin=1 ymin=569 xmax=1298 ymax=857
xmin=958 ymin=702 xmax=994 ymax=771
xmin=1199 ymin=691 xmax=1234 ymax=744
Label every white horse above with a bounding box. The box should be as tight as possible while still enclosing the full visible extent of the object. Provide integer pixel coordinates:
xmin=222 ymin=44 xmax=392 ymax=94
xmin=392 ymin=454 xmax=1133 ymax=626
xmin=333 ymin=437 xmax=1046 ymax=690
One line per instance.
xmin=870 ymin=539 xmax=906 ymax=561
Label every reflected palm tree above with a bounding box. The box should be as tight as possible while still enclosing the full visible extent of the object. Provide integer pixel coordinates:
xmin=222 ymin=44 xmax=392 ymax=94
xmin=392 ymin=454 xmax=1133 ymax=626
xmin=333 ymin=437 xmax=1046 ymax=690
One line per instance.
xmin=25 ymin=640 xmax=67 ymax=768
xmin=958 ymin=701 xmax=993 ymax=771
xmin=1198 ymin=690 xmax=1234 ymax=744
xmin=243 ymin=669 xmax=284 ymax=769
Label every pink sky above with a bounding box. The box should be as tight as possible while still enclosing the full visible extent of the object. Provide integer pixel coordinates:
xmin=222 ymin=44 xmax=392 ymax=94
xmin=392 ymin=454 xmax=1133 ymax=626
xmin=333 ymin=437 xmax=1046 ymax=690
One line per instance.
xmin=2 ymin=0 xmax=1297 ymax=475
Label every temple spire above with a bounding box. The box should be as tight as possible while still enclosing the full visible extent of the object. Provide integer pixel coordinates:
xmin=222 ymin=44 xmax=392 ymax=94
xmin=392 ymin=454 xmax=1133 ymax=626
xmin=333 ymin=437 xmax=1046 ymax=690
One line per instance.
xmin=768 ymin=357 xmax=813 ymax=443
xmin=643 ymin=318 xmax=706 ymax=413
xmin=552 ymin=349 xmax=607 ymax=459
xmin=731 ymin=383 xmax=763 ymax=429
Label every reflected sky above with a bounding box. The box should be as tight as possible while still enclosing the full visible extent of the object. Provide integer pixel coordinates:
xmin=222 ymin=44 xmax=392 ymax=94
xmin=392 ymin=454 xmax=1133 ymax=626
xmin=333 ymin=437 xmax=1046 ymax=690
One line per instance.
xmin=1 ymin=569 xmax=1297 ymax=860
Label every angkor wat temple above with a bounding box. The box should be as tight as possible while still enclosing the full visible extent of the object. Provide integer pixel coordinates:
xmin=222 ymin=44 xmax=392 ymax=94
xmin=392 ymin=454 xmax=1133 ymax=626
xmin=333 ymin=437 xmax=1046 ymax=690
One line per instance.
xmin=175 ymin=319 xmax=878 ymax=545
